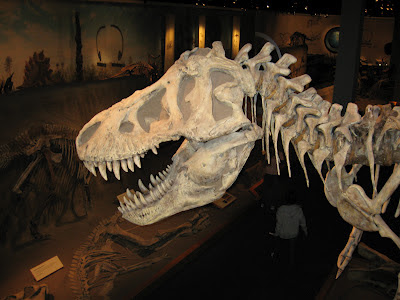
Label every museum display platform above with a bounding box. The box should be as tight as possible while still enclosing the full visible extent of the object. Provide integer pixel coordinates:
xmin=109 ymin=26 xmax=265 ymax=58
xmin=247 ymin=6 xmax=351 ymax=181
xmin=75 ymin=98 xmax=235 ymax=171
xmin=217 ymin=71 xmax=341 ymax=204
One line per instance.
xmin=0 ymin=176 xmax=261 ymax=299
xmin=1 ymin=154 xmax=398 ymax=300
xmin=317 ymin=255 xmax=396 ymax=300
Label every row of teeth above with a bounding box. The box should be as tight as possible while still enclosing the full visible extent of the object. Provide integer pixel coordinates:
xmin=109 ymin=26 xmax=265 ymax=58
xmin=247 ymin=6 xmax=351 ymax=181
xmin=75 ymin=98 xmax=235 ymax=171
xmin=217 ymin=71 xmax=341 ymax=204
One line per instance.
xmin=83 ymin=146 xmax=159 ymax=181
xmin=118 ymin=165 xmax=172 ymax=213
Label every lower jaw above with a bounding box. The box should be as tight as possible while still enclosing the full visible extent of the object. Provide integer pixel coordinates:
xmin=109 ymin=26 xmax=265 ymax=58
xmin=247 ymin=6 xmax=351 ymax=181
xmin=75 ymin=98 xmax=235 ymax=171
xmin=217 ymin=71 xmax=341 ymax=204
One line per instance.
xmin=121 ymin=205 xmax=163 ymax=226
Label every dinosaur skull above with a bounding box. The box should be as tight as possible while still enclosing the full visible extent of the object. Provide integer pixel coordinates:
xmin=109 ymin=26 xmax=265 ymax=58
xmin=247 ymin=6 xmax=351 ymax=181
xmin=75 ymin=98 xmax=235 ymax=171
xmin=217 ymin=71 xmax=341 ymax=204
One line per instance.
xmin=76 ymin=42 xmax=262 ymax=225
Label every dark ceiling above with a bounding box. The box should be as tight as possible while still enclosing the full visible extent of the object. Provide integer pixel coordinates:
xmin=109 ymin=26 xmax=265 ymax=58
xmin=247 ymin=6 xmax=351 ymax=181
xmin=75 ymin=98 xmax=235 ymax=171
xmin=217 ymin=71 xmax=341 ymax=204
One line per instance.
xmin=165 ymin=0 xmax=395 ymax=17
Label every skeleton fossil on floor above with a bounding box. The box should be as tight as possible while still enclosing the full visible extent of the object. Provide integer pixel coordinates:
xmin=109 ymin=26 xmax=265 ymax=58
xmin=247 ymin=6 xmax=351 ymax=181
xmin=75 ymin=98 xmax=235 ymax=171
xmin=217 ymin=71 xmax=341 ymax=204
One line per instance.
xmin=76 ymin=41 xmax=400 ymax=299
xmin=68 ymin=210 xmax=209 ymax=299
xmin=0 ymin=124 xmax=91 ymax=247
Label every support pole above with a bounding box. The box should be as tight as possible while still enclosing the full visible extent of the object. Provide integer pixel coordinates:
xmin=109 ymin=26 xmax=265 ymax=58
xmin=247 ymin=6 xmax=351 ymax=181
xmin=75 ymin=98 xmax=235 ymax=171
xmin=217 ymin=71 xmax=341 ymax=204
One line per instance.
xmin=333 ymin=0 xmax=365 ymax=106
xmin=199 ymin=15 xmax=206 ymax=48
xmin=232 ymin=16 xmax=240 ymax=59
xmin=391 ymin=2 xmax=400 ymax=100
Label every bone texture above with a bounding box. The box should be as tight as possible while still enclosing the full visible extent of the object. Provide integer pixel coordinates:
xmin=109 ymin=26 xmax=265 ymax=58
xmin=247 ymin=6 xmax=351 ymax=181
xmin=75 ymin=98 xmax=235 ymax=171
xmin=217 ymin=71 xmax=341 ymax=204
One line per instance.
xmin=77 ymin=42 xmax=400 ymax=299
xmin=77 ymin=41 xmax=262 ymax=225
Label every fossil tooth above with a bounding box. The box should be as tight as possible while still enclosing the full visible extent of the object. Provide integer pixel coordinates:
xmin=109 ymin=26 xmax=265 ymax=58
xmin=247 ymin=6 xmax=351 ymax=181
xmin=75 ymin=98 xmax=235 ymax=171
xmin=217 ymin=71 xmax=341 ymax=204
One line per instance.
xmin=155 ymin=175 xmax=162 ymax=183
xmin=150 ymin=190 xmax=156 ymax=201
xmin=133 ymin=194 xmax=142 ymax=208
xmin=118 ymin=201 xmax=126 ymax=212
xmin=118 ymin=206 xmax=124 ymax=214
xmin=138 ymin=179 xmax=149 ymax=193
xmin=140 ymin=153 xmax=145 ymax=158
xmin=150 ymin=174 xmax=157 ymax=186
xmin=106 ymin=161 xmax=113 ymax=172
xmin=124 ymin=196 xmax=136 ymax=209
xmin=127 ymin=157 xmax=135 ymax=172
xmin=127 ymin=200 xmax=136 ymax=210
xmin=134 ymin=155 xmax=142 ymax=168
xmin=157 ymin=184 xmax=164 ymax=195
xmin=149 ymin=183 xmax=154 ymax=190
xmin=84 ymin=161 xmax=97 ymax=176
xmin=126 ymin=188 xmax=134 ymax=199
xmin=163 ymin=170 xmax=168 ymax=176
xmin=98 ymin=162 xmax=108 ymax=181
xmin=123 ymin=196 xmax=130 ymax=206
xmin=155 ymin=144 xmax=160 ymax=148
xmin=129 ymin=199 xmax=137 ymax=209
xmin=165 ymin=179 xmax=172 ymax=188
xmin=160 ymin=181 xmax=167 ymax=192
xmin=113 ymin=160 xmax=121 ymax=180
xmin=121 ymin=159 xmax=129 ymax=172
xmin=139 ymin=193 xmax=147 ymax=205
xmin=151 ymin=146 xmax=158 ymax=155
xmin=158 ymin=172 xmax=166 ymax=180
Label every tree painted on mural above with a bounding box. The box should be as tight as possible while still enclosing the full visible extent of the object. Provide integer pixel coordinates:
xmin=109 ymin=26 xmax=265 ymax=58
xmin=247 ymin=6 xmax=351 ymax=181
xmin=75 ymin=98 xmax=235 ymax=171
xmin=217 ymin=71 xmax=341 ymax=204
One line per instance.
xmin=21 ymin=50 xmax=53 ymax=88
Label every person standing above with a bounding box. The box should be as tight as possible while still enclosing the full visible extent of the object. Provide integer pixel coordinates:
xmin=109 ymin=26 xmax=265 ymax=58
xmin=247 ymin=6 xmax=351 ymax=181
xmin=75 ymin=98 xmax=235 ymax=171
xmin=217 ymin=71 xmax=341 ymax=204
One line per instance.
xmin=274 ymin=188 xmax=308 ymax=269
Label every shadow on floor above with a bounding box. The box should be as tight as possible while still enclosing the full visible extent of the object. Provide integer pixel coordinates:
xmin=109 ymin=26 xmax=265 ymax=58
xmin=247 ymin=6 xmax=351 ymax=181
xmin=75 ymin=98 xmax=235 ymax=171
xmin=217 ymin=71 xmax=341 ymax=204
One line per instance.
xmin=140 ymin=197 xmax=349 ymax=300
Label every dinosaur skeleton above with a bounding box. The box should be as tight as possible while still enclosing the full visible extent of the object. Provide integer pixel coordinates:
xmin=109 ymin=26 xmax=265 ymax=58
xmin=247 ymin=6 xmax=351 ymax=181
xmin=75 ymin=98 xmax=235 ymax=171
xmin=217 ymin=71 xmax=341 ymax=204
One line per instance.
xmin=77 ymin=42 xmax=400 ymax=297
xmin=69 ymin=211 xmax=209 ymax=298
xmin=0 ymin=124 xmax=91 ymax=246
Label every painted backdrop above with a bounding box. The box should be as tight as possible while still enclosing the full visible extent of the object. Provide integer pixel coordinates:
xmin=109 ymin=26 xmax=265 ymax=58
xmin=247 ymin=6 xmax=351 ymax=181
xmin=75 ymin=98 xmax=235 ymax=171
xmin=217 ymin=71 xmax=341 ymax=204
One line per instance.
xmin=0 ymin=1 xmax=162 ymax=89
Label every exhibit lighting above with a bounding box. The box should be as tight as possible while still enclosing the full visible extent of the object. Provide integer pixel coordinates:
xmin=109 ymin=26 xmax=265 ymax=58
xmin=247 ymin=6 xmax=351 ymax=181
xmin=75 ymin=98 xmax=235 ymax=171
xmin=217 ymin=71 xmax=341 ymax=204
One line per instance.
xmin=164 ymin=14 xmax=175 ymax=73
xmin=232 ymin=16 xmax=240 ymax=58
xmin=199 ymin=15 xmax=206 ymax=48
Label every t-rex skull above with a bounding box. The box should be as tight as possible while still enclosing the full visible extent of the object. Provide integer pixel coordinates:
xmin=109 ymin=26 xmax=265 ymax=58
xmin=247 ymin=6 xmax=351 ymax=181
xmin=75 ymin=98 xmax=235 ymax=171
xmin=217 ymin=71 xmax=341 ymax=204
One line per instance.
xmin=76 ymin=42 xmax=262 ymax=225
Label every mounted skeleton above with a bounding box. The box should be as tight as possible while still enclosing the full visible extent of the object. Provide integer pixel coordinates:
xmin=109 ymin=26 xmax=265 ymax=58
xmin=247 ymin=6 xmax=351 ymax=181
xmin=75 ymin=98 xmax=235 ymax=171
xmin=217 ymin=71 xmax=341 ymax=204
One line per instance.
xmin=76 ymin=41 xmax=400 ymax=298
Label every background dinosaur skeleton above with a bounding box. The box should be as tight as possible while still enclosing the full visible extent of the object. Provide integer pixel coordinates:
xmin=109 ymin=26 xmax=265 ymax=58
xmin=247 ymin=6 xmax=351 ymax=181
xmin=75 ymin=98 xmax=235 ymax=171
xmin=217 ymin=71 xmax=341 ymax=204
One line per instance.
xmin=77 ymin=41 xmax=400 ymax=298
xmin=0 ymin=124 xmax=91 ymax=247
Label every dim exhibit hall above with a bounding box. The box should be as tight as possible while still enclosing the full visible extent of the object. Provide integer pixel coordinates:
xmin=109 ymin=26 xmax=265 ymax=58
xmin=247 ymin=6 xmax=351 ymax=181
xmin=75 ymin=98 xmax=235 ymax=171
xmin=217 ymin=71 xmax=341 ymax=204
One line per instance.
xmin=0 ymin=0 xmax=400 ymax=299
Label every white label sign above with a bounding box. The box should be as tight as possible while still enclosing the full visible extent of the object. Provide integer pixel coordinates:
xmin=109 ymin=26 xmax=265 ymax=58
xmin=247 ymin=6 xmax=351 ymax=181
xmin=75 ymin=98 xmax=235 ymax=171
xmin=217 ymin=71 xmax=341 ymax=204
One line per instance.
xmin=30 ymin=256 xmax=63 ymax=281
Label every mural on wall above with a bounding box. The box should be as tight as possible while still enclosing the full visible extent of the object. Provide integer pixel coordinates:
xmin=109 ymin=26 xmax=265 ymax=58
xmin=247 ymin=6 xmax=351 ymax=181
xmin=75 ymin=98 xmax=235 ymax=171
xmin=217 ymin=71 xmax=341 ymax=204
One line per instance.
xmin=0 ymin=1 xmax=163 ymax=91
xmin=78 ymin=3 xmax=162 ymax=82
xmin=257 ymin=11 xmax=394 ymax=63
xmin=21 ymin=50 xmax=53 ymax=88
xmin=0 ymin=1 xmax=74 ymax=90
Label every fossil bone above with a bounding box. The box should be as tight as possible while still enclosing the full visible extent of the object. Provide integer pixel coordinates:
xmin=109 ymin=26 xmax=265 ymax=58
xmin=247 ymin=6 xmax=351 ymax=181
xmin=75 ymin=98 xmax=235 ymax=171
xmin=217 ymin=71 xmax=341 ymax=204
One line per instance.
xmin=77 ymin=42 xmax=261 ymax=225
xmin=77 ymin=42 xmax=400 ymax=298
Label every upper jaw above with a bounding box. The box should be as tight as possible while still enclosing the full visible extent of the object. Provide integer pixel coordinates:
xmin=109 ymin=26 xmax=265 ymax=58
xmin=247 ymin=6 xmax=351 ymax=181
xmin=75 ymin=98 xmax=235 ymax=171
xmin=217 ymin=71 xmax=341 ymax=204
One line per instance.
xmin=78 ymin=118 xmax=254 ymax=181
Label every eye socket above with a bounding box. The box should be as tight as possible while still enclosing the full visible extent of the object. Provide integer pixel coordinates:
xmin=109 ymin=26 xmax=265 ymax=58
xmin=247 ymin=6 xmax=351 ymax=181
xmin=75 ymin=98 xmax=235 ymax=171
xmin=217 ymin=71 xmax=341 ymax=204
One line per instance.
xmin=177 ymin=75 xmax=195 ymax=121
xmin=137 ymin=88 xmax=167 ymax=133
xmin=210 ymin=71 xmax=234 ymax=121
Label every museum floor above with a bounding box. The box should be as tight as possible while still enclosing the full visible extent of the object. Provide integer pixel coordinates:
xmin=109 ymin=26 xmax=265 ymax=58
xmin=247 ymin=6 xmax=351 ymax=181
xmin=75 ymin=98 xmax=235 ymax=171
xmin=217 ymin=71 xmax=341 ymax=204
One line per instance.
xmin=140 ymin=184 xmax=347 ymax=300
xmin=138 ymin=148 xmax=400 ymax=300
xmin=142 ymin=181 xmax=397 ymax=300
xmin=0 ymin=97 xmax=398 ymax=300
